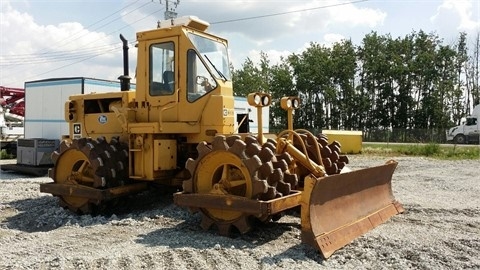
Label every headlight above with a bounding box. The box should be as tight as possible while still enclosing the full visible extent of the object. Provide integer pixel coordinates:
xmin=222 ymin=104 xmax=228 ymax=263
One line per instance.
xmin=65 ymin=100 xmax=77 ymax=122
xmin=281 ymin=96 xmax=301 ymax=110
xmin=248 ymin=92 xmax=271 ymax=107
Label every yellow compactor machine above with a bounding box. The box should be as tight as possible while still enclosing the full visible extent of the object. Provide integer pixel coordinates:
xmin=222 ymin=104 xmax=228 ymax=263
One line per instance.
xmin=40 ymin=16 xmax=403 ymax=258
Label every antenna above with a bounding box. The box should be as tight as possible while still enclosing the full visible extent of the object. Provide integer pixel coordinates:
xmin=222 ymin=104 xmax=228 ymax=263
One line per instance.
xmin=157 ymin=0 xmax=180 ymax=20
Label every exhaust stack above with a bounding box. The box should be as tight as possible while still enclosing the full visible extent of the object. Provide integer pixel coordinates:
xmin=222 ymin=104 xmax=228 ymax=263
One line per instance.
xmin=118 ymin=34 xmax=131 ymax=91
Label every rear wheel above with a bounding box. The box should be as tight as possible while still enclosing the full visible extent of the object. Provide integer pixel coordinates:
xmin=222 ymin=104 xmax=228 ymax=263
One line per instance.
xmin=49 ymin=137 xmax=128 ymax=214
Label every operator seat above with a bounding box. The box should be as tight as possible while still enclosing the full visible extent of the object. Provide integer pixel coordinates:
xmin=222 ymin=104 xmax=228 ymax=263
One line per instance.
xmin=163 ymin=71 xmax=174 ymax=93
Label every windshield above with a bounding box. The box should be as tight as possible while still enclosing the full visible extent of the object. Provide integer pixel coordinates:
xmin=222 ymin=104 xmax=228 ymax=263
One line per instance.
xmin=187 ymin=33 xmax=231 ymax=81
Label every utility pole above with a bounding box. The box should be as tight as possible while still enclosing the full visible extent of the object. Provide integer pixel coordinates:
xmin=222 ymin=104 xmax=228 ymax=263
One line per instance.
xmin=158 ymin=0 xmax=180 ymax=20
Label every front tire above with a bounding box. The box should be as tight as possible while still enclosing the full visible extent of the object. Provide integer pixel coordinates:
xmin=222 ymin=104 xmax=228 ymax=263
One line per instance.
xmin=453 ymin=134 xmax=466 ymax=144
xmin=182 ymin=135 xmax=297 ymax=235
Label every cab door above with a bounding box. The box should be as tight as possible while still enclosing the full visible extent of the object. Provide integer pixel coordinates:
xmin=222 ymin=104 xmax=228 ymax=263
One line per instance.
xmin=465 ymin=117 xmax=479 ymax=142
xmin=146 ymin=37 xmax=179 ymax=123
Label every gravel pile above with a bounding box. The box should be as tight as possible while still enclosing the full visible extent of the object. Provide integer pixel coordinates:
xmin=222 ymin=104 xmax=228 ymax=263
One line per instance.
xmin=0 ymin=155 xmax=479 ymax=269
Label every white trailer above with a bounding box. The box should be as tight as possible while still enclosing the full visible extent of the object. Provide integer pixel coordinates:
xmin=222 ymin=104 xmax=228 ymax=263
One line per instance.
xmin=24 ymin=77 xmax=128 ymax=139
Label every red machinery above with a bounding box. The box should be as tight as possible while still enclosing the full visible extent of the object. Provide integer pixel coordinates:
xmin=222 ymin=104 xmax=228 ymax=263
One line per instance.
xmin=0 ymin=86 xmax=25 ymax=118
xmin=1 ymin=86 xmax=25 ymax=156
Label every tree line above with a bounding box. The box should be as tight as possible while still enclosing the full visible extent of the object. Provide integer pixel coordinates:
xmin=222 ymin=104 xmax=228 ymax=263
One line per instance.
xmin=232 ymin=30 xmax=480 ymax=143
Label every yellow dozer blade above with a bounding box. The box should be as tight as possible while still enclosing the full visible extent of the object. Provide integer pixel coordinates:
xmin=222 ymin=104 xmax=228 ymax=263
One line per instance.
xmin=300 ymin=160 xmax=404 ymax=258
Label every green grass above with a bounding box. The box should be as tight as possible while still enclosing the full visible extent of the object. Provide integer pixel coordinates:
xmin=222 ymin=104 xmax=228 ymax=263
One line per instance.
xmin=0 ymin=149 xmax=14 ymax=160
xmin=2 ymin=143 xmax=477 ymax=161
xmin=362 ymin=143 xmax=480 ymax=160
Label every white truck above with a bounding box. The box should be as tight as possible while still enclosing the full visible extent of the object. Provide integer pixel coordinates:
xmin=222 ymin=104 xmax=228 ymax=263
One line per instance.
xmin=447 ymin=104 xmax=480 ymax=144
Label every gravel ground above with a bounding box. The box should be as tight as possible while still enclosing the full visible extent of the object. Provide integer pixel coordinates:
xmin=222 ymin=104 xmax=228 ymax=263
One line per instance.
xmin=0 ymin=155 xmax=479 ymax=269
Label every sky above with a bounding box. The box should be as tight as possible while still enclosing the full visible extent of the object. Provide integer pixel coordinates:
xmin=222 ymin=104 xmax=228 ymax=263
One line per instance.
xmin=1 ymin=0 xmax=479 ymax=88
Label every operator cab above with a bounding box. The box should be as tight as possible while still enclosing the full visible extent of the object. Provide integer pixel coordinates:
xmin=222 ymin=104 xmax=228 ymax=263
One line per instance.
xmin=134 ymin=16 xmax=235 ymax=137
xmin=146 ymin=16 xmax=231 ymax=102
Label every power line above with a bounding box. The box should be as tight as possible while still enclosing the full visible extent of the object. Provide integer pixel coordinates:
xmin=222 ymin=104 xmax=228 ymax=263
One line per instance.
xmin=81 ymin=0 xmax=143 ymax=31
xmin=48 ymin=0 xmax=145 ymax=52
xmin=0 ymin=46 xmax=121 ymax=66
xmin=211 ymin=0 xmax=369 ymax=24
xmin=7 ymin=8 xmax=162 ymax=83
xmin=0 ymin=0 xmax=148 ymax=60
xmin=3 ymin=0 xmax=372 ymax=84
xmin=1 ymin=1 xmax=160 ymax=85
xmin=0 ymin=43 xmax=121 ymax=64
xmin=27 ymin=47 xmax=121 ymax=79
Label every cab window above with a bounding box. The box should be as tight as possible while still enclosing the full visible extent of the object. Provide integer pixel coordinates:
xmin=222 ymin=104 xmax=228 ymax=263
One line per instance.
xmin=466 ymin=117 xmax=477 ymax=126
xmin=150 ymin=42 xmax=175 ymax=96
xmin=187 ymin=49 xmax=217 ymax=102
